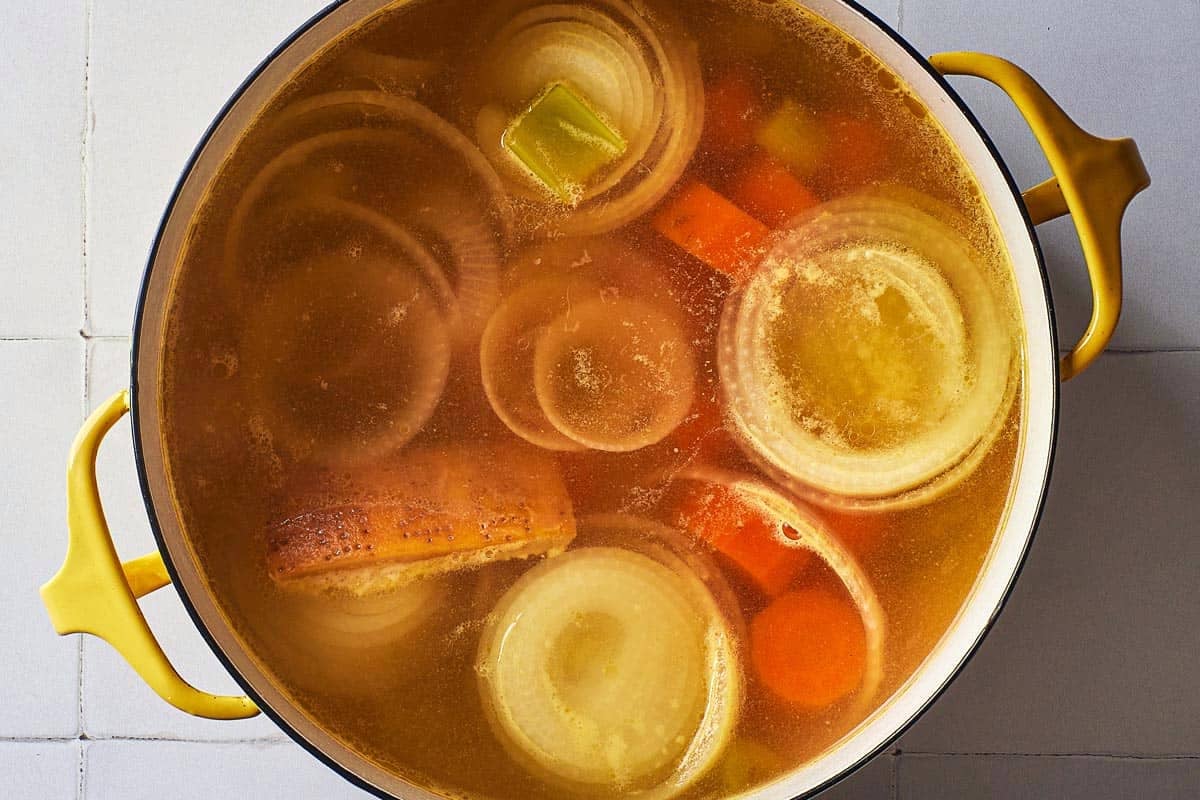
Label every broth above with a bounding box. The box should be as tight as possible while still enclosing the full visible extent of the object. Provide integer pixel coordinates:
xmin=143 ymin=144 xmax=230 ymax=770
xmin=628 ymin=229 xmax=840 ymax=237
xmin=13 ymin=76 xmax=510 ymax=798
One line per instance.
xmin=160 ymin=0 xmax=1025 ymax=797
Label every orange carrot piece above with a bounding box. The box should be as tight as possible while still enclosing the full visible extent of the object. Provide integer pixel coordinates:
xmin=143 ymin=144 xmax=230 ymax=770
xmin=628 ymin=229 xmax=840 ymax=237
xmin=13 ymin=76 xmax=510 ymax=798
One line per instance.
xmin=825 ymin=113 xmax=889 ymax=187
xmin=676 ymin=485 xmax=812 ymax=597
xmin=702 ymin=70 xmax=761 ymax=155
xmin=670 ymin=390 xmax=737 ymax=462
xmin=653 ymin=181 xmax=771 ymax=281
xmin=750 ymin=587 xmax=867 ymax=708
xmin=728 ymin=151 xmax=822 ymax=227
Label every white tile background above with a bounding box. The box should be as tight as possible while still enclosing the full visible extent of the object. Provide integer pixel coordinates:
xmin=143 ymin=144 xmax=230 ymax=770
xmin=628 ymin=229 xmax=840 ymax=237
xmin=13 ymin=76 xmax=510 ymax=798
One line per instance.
xmin=2 ymin=0 xmax=1196 ymax=798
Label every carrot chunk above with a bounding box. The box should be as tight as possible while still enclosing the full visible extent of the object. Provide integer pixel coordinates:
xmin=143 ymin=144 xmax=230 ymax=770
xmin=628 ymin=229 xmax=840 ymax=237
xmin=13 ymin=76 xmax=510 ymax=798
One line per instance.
xmin=676 ymin=485 xmax=812 ymax=597
xmin=750 ymin=587 xmax=867 ymax=708
xmin=653 ymin=181 xmax=771 ymax=281
xmin=702 ymin=70 xmax=761 ymax=155
xmin=728 ymin=151 xmax=821 ymax=227
xmin=669 ymin=390 xmax=737 ymax=462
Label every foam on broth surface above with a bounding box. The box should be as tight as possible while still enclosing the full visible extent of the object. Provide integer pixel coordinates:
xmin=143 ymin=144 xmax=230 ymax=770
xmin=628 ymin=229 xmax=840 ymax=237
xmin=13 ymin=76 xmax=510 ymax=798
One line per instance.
xmin=160 ymin=1 xmax=1025 ymax=797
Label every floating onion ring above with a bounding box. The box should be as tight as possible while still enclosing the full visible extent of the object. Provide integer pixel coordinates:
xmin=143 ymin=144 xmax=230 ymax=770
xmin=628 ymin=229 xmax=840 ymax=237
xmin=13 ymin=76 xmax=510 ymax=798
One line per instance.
xmin=472 ymin=0 xmax=704 ymax=235
xmin=336 ymin=49 xmax=442 ymax=94
xmin=275 ymin=577 xmax=448 ymax=694
xmin=679 ymin=467 xmax=885 ymax=713
xmin=533 ymin=295 xmax=696 ymax=451
xmin=477 ymin=544 xmax=739 ymax=796
xmin=224 ymin=91 xmax=512 ymax=293
xmin=480 ymin=275 xmax=599 ymax=451
xmin=719 ymin=194 xmax=1015 ymax=509
xmin=290 ymin=193 xmax=458 ymax=310
xmin=401 ymin=187 xmax=504 ymax=350
xmin=576 ymin=513 xmax=745 ymax=645
xmin=240 ymin=255 xmax=451 ymax=467
xmin=500 ymin=235 xmax=677 ymax=302
xmin=271 ymin=92 xmax=511 ymax=236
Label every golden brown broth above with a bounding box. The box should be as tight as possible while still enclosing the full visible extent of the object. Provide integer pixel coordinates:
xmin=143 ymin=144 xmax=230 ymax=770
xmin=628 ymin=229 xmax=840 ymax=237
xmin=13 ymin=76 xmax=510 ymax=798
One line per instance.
xmin=160 ymin=0 xmax=1025 ymax=797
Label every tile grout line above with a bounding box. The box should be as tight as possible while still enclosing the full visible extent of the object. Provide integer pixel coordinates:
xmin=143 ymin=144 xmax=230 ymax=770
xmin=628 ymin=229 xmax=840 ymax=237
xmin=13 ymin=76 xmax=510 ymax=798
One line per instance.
xmin=0 ymin=734 xmax=288 ymax=744
xmin=892 ymin=749 xmax=901 ymax=800
xmin=79 ymin=0 xmax=95 ymax=340
xmin=896 ymin=0 xmax=904 ymax=33
xmin=0 ymin=334 xmax=129 ymax=343
xmin=77 ymin=738 xmax=85 ymax=800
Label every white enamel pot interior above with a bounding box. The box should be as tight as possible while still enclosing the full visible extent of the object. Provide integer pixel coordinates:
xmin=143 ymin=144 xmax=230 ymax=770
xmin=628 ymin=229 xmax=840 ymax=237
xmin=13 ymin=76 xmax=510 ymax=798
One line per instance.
xmin=128 ymin=0 xmax=1058 ymax=798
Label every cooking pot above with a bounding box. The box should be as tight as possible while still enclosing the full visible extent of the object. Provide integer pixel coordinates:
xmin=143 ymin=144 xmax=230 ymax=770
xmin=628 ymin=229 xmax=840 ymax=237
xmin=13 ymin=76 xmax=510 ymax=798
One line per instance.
xmin=40 ymin=0 xmax=1149 ymax=797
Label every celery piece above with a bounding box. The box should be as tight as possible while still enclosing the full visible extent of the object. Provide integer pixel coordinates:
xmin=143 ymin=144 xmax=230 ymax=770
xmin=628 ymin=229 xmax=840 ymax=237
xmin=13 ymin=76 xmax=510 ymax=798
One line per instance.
xmin=755 ymin=98 xmax=826 ymax=178
xmin=503 ymin=83 xmax=627 ymax=204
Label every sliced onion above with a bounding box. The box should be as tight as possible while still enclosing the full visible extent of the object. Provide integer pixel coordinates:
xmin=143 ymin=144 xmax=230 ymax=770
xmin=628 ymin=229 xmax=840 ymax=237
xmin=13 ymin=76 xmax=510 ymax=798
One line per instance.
xmin=576 ymin=512 xmax=746 ymax=648
xmin=500 ymin=235 xmax=677 ymax=303
xmin=477 ymin=545 xmax=739 ymax=795
xmin=533 ymin=295 xmax=696 ymax=451
xmin=272 ymin=577 xmax=448 ymax=695
xmin=289 ymin=193 xmax=458 ymax=312
xmin=471 ymin=0 xmax=703 ymax=235
xmin=240 ymin=255 xmax=451 ymax=468
xmin=718 ymin=194 xmax=1015 ymax=508
xmin=224 ymin=91 xmax=512 ymax=293
xmin=271 ymin=91 xmax=512 ymax=237
xmin=680 ymin=467 xmax=885 ymax=712
xmin=402 ymin=188 xmax=504 ymax=350
xmin=336 ymin=49 xmax=442 ymax=94
xmin=224 ymin=128 xmax=404 ymax=289
xmin=480 ymin=275 xmax=599 ymax=451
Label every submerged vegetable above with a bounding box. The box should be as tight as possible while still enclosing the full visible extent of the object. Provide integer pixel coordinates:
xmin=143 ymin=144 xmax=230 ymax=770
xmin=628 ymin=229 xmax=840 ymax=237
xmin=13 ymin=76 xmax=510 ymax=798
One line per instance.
xmin=727 ymin=152 xmax=821 ymax=228
xmin=679 ymin=468 xmax=885 ymax=711
xmin=754 ymin=98 xmax=826 ymax=178
xmin=240 ymin=255 xmax=452 ymax=468
xmin=476 ymin=545 xmax=739 ymax=795
xmin=825 ymin=113 xmax=889 ymax=188
xmin=480 ymin=275 xmax=600 ymax=451
xmin=224 ymin=90 xmax=512 ymax=295
xmin=675 ymin=484 xmax=813 ymax=597
xmin=533 ymin=296 xmax=696 ymax=452
xmin=472 ymin=0 xmax=704 ymax=234
xmin=750 ymin=587 xmax=867 ymax=709
xmin=701 ymin=70 xmax=761 ymax=155
xmin=652 ymin=181 xmax=771 ymax=280
xmin=336 ymin=49 xmax=442 ymax=94
xmin=503 ymin=82 xmax=628 ymax=204
xmin=719 ymin=193 xmax=1015 ymax=508
xmin=276 ymin=577 xmax=448 ymax=694
xmin=266 ymin=444 xmax=576 ymax=594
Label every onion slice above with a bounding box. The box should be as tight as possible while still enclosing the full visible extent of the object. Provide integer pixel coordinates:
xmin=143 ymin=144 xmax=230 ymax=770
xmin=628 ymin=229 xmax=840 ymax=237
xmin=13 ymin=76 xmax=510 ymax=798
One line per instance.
xmin=533 ymin=295 xmax=696 ymax=451
xmin=471 ymin=0 xmax=703 ymax=235
xmin=679 ymin=467 xmax=885 ymax=713
xmin=480 ymin=275 xmax=599 ymax=451
xmin=477 ymin=545 xmax=739 ymax=796
xmin=271 ymin=577 xmax=448 ymax=695
xmin=240 ymin=255 xmax=451 ymax=467
xmin=402 ymin=188 xmax=504 ymax=350
xmin=224 ymin=90 xmax=512 ymax=295
xmin=336 ymin=49 xmax=442 ymax=94
xmin=719 ymin=194 xmax=1016 ymax=509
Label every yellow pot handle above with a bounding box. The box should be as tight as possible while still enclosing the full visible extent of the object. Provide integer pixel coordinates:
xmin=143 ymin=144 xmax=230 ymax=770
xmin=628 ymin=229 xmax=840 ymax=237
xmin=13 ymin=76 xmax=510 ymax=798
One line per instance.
xmin=41 ymin=390 xmax=259 ymax=720
xmin=930 ymin=52 xmax=1150 ymax=380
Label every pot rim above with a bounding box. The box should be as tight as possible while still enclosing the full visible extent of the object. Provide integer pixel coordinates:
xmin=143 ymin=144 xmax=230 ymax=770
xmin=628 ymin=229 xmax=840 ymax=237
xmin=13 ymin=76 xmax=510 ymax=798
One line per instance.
xmin=127 ymin=1 xmax=1061 ymax=798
